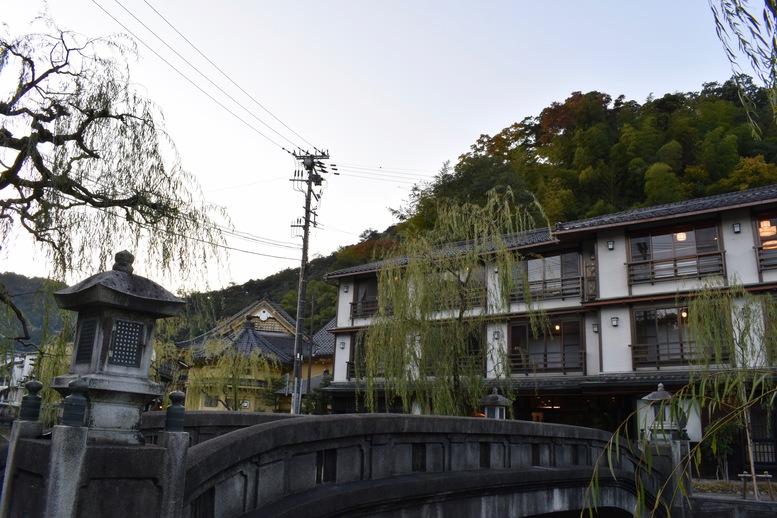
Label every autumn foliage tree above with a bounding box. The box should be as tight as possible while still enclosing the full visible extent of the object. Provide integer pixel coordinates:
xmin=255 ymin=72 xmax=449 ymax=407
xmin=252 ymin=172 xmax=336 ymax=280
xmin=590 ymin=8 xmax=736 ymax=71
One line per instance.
xmin=395 ymin=79 xmax=777 ymax=234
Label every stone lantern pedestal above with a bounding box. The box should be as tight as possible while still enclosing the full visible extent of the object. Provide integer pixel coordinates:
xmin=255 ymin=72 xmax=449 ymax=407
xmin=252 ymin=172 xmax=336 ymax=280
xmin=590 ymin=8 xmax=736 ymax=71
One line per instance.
xmin=51 ymin=251 xmax=185 ymax=444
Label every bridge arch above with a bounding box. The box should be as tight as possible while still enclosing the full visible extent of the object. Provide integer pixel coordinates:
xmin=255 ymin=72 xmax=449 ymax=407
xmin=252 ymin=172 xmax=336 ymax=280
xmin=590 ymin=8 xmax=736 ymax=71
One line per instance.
xmin=183 ymin=414 xmax=668 ymax=517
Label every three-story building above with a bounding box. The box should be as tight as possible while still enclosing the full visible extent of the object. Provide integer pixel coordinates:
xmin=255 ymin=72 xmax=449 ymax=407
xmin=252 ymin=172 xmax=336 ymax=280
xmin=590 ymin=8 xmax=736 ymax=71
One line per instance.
xmin=324 ymin=184 xmax=777 ymax=472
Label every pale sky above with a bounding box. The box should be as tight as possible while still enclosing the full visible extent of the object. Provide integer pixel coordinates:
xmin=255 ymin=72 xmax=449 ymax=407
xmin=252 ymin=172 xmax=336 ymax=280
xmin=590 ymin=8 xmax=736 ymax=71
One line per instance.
xmin=1 ymin=0 xmax=743 ymax=292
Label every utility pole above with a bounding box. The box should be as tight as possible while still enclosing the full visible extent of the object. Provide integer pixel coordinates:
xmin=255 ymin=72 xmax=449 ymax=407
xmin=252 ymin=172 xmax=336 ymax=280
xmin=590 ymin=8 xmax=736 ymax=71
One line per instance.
xmin=290 ymin=150 xmax=330 ymax=415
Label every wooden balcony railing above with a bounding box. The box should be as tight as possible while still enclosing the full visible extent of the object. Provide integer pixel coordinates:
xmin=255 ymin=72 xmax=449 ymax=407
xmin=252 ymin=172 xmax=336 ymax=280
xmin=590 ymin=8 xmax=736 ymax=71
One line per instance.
xmin=350 ymin=298 xmax=379 ymax=319
xmin=627 ymin=251 xmax=724 ymax=285
xmin=631 ymin=341 xmax=729 ymax=369
xmin=346 ymin=361 xmax=386 ymax=380
xmin=509 ymin=349 xmax=585 ymax=375
xmin=757 ymin=245 xmax=777 ymax=271
xmin=509 ymin=277 xmax=583 ymax=303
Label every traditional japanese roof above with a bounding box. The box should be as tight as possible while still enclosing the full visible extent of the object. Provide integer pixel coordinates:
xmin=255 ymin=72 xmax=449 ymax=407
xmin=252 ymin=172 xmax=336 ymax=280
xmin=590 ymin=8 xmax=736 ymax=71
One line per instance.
xmin=324 ymin=184 xmax=777 ymax=280
xmin=176 ymin=296 xmax=334 ymax=364
xmin=311 ymin=318 xmax=336 ymax=356
xmin=556 ymin=182 xmax=777 ymax=232
xmin=325 ymin=370 xmax=692 ymax=395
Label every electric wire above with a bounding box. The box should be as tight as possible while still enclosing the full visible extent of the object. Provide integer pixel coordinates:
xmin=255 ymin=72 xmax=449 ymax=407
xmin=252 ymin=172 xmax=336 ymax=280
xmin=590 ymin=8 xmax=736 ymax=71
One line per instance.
xmin=111 ymin=0 xmax=303 ymax=152
xmin=54 ymin=168 xmax=301 ymax=250
xmin=141 ymin=0 xmax=320 ymax=153
xmin=93 ymin=204 xmax=301 ymax=261
xmin=90 ymin=0 xmax=295 ymax=154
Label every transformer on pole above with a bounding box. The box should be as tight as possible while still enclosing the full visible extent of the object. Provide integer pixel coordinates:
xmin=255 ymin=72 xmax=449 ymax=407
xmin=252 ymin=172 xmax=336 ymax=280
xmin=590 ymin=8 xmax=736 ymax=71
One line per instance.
xmin=290 ymin=149 xmax=330 ymax=414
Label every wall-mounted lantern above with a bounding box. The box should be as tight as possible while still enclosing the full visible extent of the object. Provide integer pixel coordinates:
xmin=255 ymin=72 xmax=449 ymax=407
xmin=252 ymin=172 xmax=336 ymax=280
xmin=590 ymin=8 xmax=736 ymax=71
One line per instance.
xmin=607 ymin=241 xmax=615 ymax=250
xmin=611 ymin=316 xmax=619 ymax=327
xmin=592 ymin=323 xmax=599 ymax=333
xmin=343 ymin=285 xmax=349 ymax=293
xmin=493 ymin=330 xmax=501 ymax=340
xmin=339 ymin=341 xmax=346 ymax=350
xmin=51 ymin=251 xmax=185 ymax=444
xmin=733 ymin=222 xmax=741 ymax=234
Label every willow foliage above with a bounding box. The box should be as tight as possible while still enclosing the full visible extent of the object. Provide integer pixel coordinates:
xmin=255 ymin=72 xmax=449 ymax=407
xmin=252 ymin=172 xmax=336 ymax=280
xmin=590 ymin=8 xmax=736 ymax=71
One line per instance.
xmin=361 ymin=189 xmax=548 ymax=415
xmin=586 ymin=280 xmax=777 ymax=510
xmin=1 ymin=19 xmax=228 ymax=342
xmin=710 ymin=1 xmax=777 ymax=123
xmin=182 ymin=338 xmax=280 ymax=412
xmin=684 ymin=279 xmax=777 ymax=500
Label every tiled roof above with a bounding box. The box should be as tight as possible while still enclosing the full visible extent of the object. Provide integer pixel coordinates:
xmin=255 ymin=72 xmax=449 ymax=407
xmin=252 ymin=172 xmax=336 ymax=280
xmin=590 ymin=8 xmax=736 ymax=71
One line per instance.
xmin=326 ymin=370 xmax=691 ymax=394
xmin=325 ymin=228 xmax=552 ymax=279
xmin=312 ymin=318 xmax=336 ymax=356
xmin=231 ymin=328 xmax=298 ymax=363
xmin=557 ymin=183 xmax=777 ymax=232
xmin=325 ymin=184 xmax=777 ymax=279
xmin=178 ymin=296 xmax=334 ymax=363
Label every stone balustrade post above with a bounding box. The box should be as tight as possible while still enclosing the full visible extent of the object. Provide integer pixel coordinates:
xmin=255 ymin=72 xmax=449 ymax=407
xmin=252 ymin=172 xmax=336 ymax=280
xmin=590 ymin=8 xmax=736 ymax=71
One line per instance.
xmin=45 ymin=378 xmax=90 ymax=518
xmin=160 ymin=391 xmax=189 ymax=518
xmin=0 ymin=380 xmax=45 ymax=517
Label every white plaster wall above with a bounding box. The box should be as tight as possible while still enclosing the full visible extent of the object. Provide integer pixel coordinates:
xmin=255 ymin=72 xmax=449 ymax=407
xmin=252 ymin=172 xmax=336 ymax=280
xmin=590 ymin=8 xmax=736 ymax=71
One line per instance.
xmin=596 ymin=229 xmax=629 ymax=300
xmin=335 ymin=279 xmax=353 ymax=327
xmin=332 ymin=334 xmax=351 ymax=382
xmin=585 ymin=314 xmax=602 ymax=375
xmin=599 ymin=307 xmax=633 ymax=373
xmin=721 ymin=209 xmax=760 ymax=284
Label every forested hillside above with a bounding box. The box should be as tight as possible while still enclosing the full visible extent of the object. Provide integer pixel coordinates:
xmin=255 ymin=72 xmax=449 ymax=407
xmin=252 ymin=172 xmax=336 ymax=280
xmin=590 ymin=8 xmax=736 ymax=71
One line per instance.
xmin=393 ymin=77 xmax=777 ymax=233
xmin=5 ymin=77 xmax=777 ymax=345
xmin=0 ymin=273 xmax=67 ymax=349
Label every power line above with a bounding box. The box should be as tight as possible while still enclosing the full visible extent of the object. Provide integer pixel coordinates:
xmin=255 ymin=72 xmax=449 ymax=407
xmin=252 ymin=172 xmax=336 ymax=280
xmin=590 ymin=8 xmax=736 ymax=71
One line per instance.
xmin=91 ymin=0 xmax=295 ymax=154
xmin=335 ymin=163 xmax=438 ymax=174
xmin=112 ymin=0 xmax=303 ymax=151
xmin=141 ymin=0 xmax=319 ymax=152
xmin=52 ymin=169 xmax=302 ymax=251
xmin=96 ymin=206 xmax=301 ymax=261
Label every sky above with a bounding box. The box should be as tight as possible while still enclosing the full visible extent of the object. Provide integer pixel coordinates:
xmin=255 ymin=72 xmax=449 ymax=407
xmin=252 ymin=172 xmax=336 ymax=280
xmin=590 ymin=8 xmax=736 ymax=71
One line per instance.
xmin=1 ymin=0 xmax=746 ymax=292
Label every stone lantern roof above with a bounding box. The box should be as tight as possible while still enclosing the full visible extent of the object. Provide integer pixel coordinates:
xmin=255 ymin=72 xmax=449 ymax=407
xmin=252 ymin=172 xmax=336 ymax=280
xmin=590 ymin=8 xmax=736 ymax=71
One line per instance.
xmin=480 ymin=387 xmax=510 ymax=408
xmin=54 ymin=251 xmax=184 ymax=317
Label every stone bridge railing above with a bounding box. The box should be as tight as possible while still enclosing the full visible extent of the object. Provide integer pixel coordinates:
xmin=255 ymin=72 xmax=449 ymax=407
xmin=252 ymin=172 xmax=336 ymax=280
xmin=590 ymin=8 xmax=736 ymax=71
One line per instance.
xmin=182 ymin=414 xmax=670 ymax=517
xmin=3 ymin=406 xmax=675 ymax=518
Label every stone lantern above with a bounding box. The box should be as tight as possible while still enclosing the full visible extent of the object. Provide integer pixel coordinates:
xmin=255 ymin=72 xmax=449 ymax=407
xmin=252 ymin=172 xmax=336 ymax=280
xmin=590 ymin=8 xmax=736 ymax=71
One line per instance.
xmin=480 ymin=387 xmax=510 ymax=419
xmin=51 ymin=251 xmax=185 ymax=444
xmin=642 ymin=383 xmax=677 ymax=442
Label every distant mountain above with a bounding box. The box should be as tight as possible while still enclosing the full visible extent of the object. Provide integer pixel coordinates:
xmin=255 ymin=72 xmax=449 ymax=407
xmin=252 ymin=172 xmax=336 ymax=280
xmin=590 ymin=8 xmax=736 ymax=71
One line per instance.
xmin=0 ymin=272 xmax=68 ymax=349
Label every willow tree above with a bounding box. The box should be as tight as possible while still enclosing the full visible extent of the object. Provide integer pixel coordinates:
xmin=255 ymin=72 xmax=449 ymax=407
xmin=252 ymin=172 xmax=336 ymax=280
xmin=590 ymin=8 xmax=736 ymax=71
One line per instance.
xmin=0 ymin=21 xmax=227 ymax=345
xmin=360 ymin=189 xmax=547 ymax=416
xmin=684 ymin=280 xmax=777 ymax=499
xmin=586 ymin=281 xmax=777 ymax=510
xmin=710 ymin=1 xmax=777 ymax=126
xmin=180 ymin=338 xmax=281 ymax=412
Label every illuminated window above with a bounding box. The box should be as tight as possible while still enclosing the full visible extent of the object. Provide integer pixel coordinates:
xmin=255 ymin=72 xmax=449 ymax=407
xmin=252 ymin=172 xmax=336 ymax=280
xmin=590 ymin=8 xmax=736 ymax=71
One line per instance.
xmin=628 ymin=223 xmax=721 ymax=283
xmin=757 ymin=215 xmax=777 ymax=270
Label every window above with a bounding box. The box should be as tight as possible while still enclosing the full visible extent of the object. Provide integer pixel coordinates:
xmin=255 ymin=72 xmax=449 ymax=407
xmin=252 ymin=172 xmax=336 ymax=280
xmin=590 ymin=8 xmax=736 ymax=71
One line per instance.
xmin=510 ymin=319 xmax=583 ymax=373
xmin=203 ymin=394 xmax=219 ymax=407
xmin=632 ymin=306 xmax=695 ymax=367
xmin=757 ymin=214 xmax=777 ymax=270
xmin=511 ymin=252 xmax=581 ymax=302
xmin=628 ymin=223 xmax=722 ymax=283
xmin=351 ymin=277 xmax=379 ymax=318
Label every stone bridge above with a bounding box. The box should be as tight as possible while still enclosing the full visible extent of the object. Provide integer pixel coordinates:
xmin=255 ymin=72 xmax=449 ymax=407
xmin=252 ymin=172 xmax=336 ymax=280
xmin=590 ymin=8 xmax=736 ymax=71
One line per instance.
xmin=157 ymin=413 xmax=670 ymax=517
xmin=2 ymin=411 xmax=677 ymax=517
